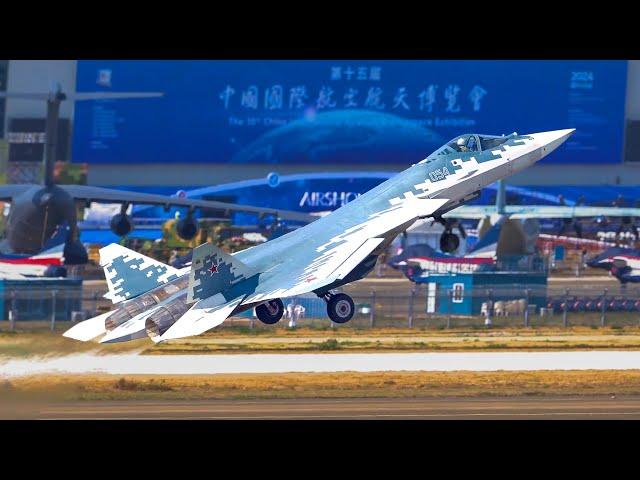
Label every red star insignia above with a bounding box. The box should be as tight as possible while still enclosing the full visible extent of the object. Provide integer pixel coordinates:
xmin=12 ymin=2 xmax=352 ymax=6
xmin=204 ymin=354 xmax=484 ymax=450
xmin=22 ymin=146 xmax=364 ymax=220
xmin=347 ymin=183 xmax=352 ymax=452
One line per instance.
xmin=208 ymin=263 xmax=219 ymax=275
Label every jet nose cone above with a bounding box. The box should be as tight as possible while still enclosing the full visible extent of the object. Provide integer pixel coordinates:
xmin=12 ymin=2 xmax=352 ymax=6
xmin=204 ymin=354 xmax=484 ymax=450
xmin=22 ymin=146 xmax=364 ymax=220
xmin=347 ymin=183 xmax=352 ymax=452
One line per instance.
xmin=529 ymin=128 xmax=576 ymax=156
xmin=533 ymin=128 xmax=575 ymax=142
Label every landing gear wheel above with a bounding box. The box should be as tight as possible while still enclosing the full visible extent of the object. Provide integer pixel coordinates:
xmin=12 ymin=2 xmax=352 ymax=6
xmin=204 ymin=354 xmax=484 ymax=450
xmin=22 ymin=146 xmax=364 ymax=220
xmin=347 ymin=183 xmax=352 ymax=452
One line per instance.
xmin=255 ymin=299 xmax=284 ymax=325
xmin=327 ymin=293 xmax=355 ymax=324
xmin=440 ymin=232 xmax=460 ymax=253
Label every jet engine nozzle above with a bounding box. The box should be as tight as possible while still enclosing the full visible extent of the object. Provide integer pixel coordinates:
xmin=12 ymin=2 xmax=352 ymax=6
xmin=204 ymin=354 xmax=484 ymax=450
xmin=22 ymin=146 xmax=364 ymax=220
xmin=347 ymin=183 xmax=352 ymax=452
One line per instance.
xmin=105 ymin=292 xmax=157 ymax=331
xmin=104 ymin=276 xmax=189 ymax=331
xmin=110 ymin=213 xmax=133 ymax=237
xmin=176 ymin=214 xmax=199 ymax=240
xmin=145 ymin=294 xmax=190 ymax=340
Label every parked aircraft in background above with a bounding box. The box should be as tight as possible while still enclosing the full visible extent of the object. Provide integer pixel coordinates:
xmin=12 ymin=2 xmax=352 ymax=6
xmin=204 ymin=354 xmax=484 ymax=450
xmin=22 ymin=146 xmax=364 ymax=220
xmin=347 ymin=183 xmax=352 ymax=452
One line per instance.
xmin=587 ymin=247 xmax=640 ymax=284
xmin=437 ymin=176 xmax=640 ymax=253
xmin=388 ymin=217 xmax=504 ymax=280
xmin=0 ymin=83 xmax=315 ymax=266
xmin=64 ymin=129 xmax=574 ymax=344
xmin=0 ymin=223 xmax=69 ymax=279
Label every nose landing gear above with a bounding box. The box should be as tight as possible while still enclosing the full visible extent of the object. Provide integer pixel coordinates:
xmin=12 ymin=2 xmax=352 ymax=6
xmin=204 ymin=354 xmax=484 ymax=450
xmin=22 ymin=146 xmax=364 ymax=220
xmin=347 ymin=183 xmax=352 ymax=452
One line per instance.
xmin=323 ymin=292 xmax=355 ymax=324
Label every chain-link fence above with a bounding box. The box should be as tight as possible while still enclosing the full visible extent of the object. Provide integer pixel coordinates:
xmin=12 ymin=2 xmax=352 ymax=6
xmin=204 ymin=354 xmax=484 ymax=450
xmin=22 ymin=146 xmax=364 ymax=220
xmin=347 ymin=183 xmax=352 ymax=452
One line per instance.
xmin=3 ymin=284 xmax=640 ymax=331
xmin=227 ymin=284 xmax=640 ymax=330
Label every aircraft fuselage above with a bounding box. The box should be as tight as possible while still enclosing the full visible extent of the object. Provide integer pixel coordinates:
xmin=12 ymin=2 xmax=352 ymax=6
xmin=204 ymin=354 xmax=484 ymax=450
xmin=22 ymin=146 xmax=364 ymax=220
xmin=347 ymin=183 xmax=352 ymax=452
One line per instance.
xmin=5 ymin=185 xmax=77 ymax=254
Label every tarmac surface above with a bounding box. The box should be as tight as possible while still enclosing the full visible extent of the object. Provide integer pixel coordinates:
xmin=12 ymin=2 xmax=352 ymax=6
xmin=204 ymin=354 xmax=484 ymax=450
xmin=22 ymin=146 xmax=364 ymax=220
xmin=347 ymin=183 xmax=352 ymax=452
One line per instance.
xmin=20 ymin=396 xmax=640 ymax=419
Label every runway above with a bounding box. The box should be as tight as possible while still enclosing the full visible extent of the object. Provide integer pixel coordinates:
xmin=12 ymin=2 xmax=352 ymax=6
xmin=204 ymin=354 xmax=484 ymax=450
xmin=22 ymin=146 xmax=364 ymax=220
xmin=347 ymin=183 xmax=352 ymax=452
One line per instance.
xmin=3 ymin=350 xmax=640 ymax=377
xmin=22 ymin=396 xmax=640 ymax=419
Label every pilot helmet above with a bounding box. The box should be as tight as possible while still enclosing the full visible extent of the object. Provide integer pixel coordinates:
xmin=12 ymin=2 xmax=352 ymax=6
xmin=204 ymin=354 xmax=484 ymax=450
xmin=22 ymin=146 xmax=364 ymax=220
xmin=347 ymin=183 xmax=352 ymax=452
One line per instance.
xmin=456 ymin=137 xmax=466 ymax=146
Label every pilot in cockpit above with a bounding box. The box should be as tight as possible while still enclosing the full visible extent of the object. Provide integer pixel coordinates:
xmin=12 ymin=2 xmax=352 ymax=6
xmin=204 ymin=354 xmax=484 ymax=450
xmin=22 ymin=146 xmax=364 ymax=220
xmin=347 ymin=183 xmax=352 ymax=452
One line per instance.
xmin=456 ymin=137 xmax=469 ymax=152
xmin=454 ymin=135 xmax=478 ymax=152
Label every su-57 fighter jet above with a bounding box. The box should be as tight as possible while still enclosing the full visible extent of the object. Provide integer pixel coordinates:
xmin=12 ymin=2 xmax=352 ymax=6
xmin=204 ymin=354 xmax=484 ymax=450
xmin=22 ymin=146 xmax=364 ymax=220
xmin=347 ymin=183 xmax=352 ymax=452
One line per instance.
xmin=64 ymin=129 xmax=574 ymax=343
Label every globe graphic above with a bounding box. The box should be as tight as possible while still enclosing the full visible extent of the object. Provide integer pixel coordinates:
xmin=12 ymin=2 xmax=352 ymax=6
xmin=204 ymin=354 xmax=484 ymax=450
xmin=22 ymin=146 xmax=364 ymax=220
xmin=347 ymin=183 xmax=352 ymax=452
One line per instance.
xmin=232 ymin=109 xmax=443 ymax=165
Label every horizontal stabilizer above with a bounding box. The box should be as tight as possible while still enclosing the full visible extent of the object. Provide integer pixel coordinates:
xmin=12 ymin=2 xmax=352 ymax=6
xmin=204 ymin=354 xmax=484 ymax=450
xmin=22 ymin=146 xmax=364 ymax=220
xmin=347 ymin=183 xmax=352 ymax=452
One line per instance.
xmin=100 ymin=243 xmax=181 ymax=304
xmin=158 ymin=294 xmax=245 ymax=342
xmin=62 ymin=311 xmax=113 ymax=342
xmin=187 ymin=243 xmax=255 ymax=304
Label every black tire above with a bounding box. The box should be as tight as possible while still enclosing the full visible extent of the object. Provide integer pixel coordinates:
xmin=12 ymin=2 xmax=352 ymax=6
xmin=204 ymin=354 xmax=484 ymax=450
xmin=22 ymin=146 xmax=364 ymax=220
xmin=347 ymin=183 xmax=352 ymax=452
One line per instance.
xmin=255 ymin=299 xmax=284 ymax=325
xmin=440 ymin=232 xmax=460 ymax=253
xmin=327 ymin=293 xmax=355 ymax=324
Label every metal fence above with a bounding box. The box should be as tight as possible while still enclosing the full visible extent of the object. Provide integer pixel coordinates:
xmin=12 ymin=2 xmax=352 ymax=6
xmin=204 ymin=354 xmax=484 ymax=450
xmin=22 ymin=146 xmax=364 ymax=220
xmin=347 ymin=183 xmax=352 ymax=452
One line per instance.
xmin=0 ymin=288 xmax=102 ymax=331
xmin=239 ymin=284 xmax=640 ymax=330
xmin=3 ymin=284 xmax=640 ymax=331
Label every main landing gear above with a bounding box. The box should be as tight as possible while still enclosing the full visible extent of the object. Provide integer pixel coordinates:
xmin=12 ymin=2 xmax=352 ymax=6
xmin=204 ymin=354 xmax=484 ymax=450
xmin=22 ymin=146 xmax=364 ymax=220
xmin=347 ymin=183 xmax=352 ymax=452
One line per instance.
xmin=255 ymin=298 xmax=284 ymax=324
xmin=323 ymin=292 xmax=355 ymax=324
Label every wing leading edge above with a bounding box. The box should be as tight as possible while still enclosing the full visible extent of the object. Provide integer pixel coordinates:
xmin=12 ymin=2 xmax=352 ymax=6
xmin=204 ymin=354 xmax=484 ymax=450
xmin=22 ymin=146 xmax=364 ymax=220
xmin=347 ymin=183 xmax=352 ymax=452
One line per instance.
xmin=445 ymin=205 xmax=640 ymax=220
xmin=62 ymin=185 xmax=315 ymax=223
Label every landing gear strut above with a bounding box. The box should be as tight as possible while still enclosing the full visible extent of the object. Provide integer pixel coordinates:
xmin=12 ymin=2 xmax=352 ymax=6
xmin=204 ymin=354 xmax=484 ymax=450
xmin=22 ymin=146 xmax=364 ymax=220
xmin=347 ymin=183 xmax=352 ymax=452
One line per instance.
xmin=255 ymin=298 xmax=284 ymax=324
xmin=323 ymin=292 xmax=355 ymax=324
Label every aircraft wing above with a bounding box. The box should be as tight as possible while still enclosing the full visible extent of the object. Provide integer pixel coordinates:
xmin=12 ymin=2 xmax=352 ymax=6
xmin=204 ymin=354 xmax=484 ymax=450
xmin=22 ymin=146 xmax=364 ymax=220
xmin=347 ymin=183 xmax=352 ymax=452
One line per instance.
xmin=0 ymin=184 xmax=32 ymax=202
xmin=0 ymin=262 xmax=46 ymax=278
xmin=507 ymin=206 xmax=640 ymax=219
xmin=442 ymin=206 xmax=497 ymax=219
xmin=60 ymin=184 xmax=316 ymax=223
xmin=240 ymin=197 xmax=449 ymax=305
xmin=444 ymin=205 xmax=640 ymax=220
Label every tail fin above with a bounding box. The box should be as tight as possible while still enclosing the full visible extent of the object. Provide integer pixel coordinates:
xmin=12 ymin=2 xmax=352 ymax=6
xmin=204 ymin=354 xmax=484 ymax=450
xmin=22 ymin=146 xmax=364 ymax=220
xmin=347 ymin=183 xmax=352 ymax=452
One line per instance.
xmin=468 ymin=217 xmax=504 ymax=258
xmin=100 ymin=243 xmax=181 ymax=304
xmin=39 ymin=222 xmax=71 ymax=256
xmin=187 ymin=242 xmax=255 ymax=304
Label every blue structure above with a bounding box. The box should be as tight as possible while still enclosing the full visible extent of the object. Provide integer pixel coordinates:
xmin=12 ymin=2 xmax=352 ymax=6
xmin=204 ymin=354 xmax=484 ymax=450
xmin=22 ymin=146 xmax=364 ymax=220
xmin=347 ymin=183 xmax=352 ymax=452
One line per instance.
xmin=419 ymin=271 xmax=548 ymax=316
xmin=0 ymin=278 xmax=83 ymax=321
xmin=73 ymin=60 xmax=627 ymax=166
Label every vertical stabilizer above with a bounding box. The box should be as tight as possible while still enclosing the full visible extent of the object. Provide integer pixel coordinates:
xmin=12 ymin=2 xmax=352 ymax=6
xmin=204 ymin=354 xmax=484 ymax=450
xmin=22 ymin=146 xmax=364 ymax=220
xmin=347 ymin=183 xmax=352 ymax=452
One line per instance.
xmin=468 ymin=216 xmax=505 ymax=258
xmin=100 ymin=244 xmax=181 ymax=303
xmin=187 ymin=243 xmax=255 ymax=304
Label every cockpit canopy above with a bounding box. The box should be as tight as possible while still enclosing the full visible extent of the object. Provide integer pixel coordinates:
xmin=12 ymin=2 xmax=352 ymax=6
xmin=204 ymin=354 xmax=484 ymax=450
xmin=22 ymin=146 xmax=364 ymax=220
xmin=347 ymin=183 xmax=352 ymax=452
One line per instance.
xmin=434 ymin=134 xmax=512 ymax=155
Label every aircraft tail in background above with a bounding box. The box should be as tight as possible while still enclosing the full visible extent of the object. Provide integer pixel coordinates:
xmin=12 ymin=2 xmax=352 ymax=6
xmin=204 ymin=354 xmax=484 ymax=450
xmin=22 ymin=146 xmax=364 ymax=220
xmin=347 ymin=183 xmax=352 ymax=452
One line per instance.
xmin=0 ymin=222 xmax=72 ymax=278
xmin=388 ymin=218 xmax=504 ymax=280
xmin=466 ymin=216 xmax=505 ymax=259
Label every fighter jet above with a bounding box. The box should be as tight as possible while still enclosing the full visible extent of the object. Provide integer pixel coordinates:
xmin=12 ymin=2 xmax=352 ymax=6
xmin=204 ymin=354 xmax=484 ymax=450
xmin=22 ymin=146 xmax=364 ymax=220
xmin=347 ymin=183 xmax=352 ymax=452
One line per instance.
xmin=64 ymin=129 xmax=574 ymax=343
xmin=388 ymin=217 xmax=504 ymax=280
xmin=587 ymin=247 xmax=640 ymax=284
xmin=437 ymin=176 xmax=640 ymax=252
